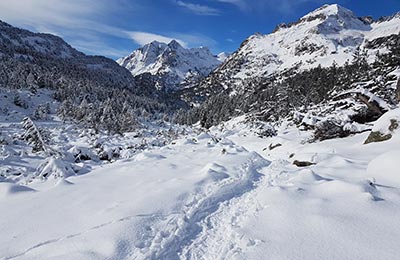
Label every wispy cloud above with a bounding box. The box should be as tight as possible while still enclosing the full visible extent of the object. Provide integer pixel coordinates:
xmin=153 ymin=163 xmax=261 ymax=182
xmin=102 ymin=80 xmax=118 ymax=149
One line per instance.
xmin=126 ymin=31 xmax=187 ymax=47
xmin=216 ymin=0 xmax=249 ymax=12
xmin=0 ymin=0 xmax=218 ymax=58
xmin=216 ymin=0 xmax=324 ymax=14
xmin=176 ymin=1 xmax=221 ymax=16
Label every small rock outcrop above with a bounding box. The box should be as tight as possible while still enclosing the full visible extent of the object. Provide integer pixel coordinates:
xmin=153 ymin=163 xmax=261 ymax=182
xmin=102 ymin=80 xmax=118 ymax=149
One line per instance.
xmin=293 ymin=160 xmax=316 ymax=167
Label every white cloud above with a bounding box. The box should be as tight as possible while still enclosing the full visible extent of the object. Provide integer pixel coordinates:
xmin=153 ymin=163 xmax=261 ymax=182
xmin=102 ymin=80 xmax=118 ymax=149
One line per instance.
xmin=0 ymin=0 xmax=218 ymax=57
xmin=216 ymin=0 xmax=325 ymax=14
xmin=216 ymin=0 xmax=249 ymax=11
xmin=173 ymin=33 xmax=218 ymax=48
xmin=0 ymin=0 xmax=107 ymax=29
xmin=176 ymin=1 xmax=221 ymax=16
xmin=126 ymin=31 xmax=187 ymax=47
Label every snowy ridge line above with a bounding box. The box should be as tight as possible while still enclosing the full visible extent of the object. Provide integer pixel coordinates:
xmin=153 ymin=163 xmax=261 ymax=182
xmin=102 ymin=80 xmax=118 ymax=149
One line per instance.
xmin=133 ymin=149 xmax=270 ymax=259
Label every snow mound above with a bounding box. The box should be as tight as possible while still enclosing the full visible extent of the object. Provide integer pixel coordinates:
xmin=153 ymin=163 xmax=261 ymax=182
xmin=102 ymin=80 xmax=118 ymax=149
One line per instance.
xmin=0 ymin=183 xmax=35 ymax=199
xmin=202 ymin=163 xmax=230 ymax=181
xmin=134 ymin=152 xmax=166 ymax=161
xmin=367 ymin=149 xmax=400 ymax=187
xmin=55 ymin=179 xmax=75 ymax=187
xmin=289 ymin=169 xmax=331 ymax=183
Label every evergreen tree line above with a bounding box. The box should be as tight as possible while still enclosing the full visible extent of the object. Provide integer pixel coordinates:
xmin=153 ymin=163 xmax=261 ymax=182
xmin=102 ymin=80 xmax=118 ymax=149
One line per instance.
xmin=0 ymin=21 xmax=184 ymax=133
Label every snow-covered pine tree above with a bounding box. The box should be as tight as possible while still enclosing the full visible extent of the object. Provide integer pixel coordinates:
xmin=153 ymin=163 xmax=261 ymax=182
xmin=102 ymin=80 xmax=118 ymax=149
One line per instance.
xmin=21 ymin=117 xmax=49 ymax=153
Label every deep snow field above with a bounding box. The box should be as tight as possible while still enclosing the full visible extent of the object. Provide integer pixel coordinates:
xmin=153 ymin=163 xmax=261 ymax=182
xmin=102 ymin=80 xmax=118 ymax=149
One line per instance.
xmin=1 ymin=109 xmax=400 ymax=260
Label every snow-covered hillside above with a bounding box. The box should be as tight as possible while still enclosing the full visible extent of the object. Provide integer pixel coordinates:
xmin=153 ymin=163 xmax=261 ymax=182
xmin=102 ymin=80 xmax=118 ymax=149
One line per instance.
xmin=201 ymin=4 xmax=400 ymax=91
xmin=117 ymin=40 xmax=221 ymax=91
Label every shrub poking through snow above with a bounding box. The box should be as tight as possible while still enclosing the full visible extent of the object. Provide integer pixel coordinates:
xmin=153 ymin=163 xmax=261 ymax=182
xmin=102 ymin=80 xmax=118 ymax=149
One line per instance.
xmin=313 ymin=119 xmax=351 ymax=141
xmin=35 ymin=157 xmax=78 ymax=179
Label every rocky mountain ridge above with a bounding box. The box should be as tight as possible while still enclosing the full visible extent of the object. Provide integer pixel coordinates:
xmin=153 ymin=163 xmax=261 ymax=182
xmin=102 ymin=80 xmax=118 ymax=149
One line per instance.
xmin=182 ymin=4 xmax=400 ymax=102
xmin=117 ymin=40 xmax=222 ymax=92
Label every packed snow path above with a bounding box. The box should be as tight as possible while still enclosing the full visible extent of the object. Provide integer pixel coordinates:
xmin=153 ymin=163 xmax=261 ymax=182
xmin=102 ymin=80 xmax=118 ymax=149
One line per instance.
xmin=1 ymin=127 xmax=400 ymax=260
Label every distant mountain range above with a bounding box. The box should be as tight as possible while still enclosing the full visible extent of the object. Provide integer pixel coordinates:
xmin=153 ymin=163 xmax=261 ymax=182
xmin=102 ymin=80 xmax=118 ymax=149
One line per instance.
xmin=117 ymin=40 xmax=223 ymax=91
xmin=0 ymin=4 xmax=399 ymax=134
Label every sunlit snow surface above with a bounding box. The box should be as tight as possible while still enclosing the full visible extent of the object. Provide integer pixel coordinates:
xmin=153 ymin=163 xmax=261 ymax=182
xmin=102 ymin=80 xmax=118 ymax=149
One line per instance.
xmin=1 ymin=113 xmax=400 ymax=260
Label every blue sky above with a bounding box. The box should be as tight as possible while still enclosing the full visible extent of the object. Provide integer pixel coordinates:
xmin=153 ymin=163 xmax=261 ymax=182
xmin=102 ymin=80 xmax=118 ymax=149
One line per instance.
xmin=0 ymin=0 xmax=399 ymax=59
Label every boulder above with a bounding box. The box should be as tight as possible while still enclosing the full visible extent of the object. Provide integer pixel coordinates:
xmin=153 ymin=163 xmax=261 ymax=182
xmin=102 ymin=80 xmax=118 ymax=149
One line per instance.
xmin=365 ymin=109 xmax=400 ymax=144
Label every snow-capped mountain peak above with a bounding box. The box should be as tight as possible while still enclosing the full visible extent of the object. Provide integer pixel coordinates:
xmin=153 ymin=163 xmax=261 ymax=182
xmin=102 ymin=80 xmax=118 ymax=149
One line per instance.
xmin=117 ymin=40 xmax=222 ymax=91
xmin=302 ymin=4 xmax=352 ymax=20
xmin=305 ymin=4 xmax=370 ymax=33
xmin=182 ymin=4 xmax=400 ymax=103
xmin=167 ymin=39 xmax=184 ymax=50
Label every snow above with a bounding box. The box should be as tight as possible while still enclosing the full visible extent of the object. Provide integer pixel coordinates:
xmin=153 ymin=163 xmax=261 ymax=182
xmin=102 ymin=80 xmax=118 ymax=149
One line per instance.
xmin=0 ymin=182 xmax=35 ymax=199
xmin=365 ymin=15 xmax=400 ymax=41
xmin=1 ymin=115 xmax=400 ymax=259
xmin=1 ymin=4 xmax=400 ymax=259
xmin=0 ymin=132 xmax=269 ymax=259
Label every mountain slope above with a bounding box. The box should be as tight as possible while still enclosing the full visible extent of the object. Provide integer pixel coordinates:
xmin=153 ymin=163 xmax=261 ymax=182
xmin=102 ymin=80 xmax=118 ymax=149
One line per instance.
xmin=117 ymin=40 xmax=221 ymax=91
xmin=177 ymin=4 xmax=400 ymax=135
xmin=0 ymin=20 xmax=139 ymax=92
xmin=185 ymin=4 xmax=400 ymax=97
xmin=0 ymin=20 xmax=179 ymax=133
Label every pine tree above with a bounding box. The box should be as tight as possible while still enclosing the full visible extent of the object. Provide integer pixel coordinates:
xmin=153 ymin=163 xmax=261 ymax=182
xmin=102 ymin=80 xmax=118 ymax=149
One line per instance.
xmin=22 ymin=117 xmax=48 ymax=153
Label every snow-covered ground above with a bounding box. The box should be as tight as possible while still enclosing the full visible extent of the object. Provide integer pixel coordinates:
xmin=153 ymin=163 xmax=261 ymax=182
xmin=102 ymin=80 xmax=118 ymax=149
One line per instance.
xmin=1 ymin=112 xmax=399 ymax=260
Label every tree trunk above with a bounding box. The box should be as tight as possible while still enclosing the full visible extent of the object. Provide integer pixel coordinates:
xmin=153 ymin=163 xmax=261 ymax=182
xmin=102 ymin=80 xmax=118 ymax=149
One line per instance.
xmin=396 ymin=78 xmax=400 ymax=103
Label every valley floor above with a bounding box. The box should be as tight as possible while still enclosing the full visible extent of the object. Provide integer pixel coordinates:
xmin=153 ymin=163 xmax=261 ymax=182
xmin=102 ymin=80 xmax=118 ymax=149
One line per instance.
xmin=1 ymin=122 xmax=400 ymax=260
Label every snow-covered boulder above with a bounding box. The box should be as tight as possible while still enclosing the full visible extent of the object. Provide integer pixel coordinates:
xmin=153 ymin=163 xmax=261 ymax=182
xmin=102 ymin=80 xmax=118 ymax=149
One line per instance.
xmin=364 ymin=108 xmax=400 ymax=144
xmin=68 ymin=146 xmax=97 ymax=162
